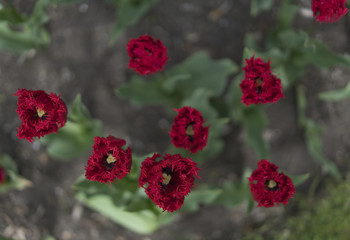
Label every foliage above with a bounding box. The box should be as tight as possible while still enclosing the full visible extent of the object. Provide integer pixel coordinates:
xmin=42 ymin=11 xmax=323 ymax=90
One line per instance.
xmin=117 ymin=51 xmax=238 ymax=163
xmin=283 ymin=181 xmax=350 ymax=240
xmin=40 ymin=237 xmax=56 ymax=240
xmin=40 ymin=94 xmax=102 ymax=160
xmin=319 ymin=81 xmax=350 ymax=101
xmin=227 ymin=70 xmax=269 ymax=159
xmin=109 ymin=0 xmax=160 ymax=42
xmin=296 ymin=85 xmax=340 ymax=179
xmin=0 ymin=155 xmax=32 ymax=193
xmin=74 ymin=153 xmax=225 ymax=234
xmin=250 ymin=0 xmax=274 ymax=16
xmin=289 ymin=173 xmax=310 ymax=187
xmin=0 ymin=236 xmax=13 ymax=240
xmin=214 ymin=168 xmax=253 ymax=209
xmin=241 ymin=181 xmax=350 ymax=240
xmin=0 ymin=0 xmax=158 ymax=53
xmin=246 ymin=0 xmax=350 ymax=90
xmin=117 ymin=51 xmax=238 ymax=108
xmin=74 ymin=154 xmax=171 ymax=234
xmin=0 ymin=0 xmax=50 ymax=53
xmin=4 ymin=0 xmax=350 ymax=235
xmin=244 ymin=0 xmax=347 ymax=178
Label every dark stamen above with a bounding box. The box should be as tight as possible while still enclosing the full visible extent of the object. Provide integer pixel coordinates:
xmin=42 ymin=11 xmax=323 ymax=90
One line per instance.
xmin=255 ymin=78 xmax=263 ymax=94
xmin=257 ymin=86 xmax=262 ymax=94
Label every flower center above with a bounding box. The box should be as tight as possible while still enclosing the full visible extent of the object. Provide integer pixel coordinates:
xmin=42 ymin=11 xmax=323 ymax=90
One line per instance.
xmin=255 ymin=78 xmax=263 ymax=94
xmin=255 ymin=78 xmax=263 ymax=87
xmin=145 ymin=48 xmax=152 ymax=56
xmin=185 ymin=124 xmax=195 ymax=136
xmin=266 ymin=179 xmax=279 ymax=191
xmin=162 ymin=173 xmax=172 ymax=186
xmin=104 ymin=151 xmax=117 ymax=170
xmin=36 ymin=108 xmax=46 ymax=118
xmin=106 ymin=154 xmax=117 ymax=164
xmin=160 ymin=168 xmax=172 ymax=189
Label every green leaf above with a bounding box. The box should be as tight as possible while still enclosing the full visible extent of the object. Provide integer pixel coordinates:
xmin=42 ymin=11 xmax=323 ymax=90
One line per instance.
xmin=117 ymin=51 xmax=238 ymax=108
xmin=163 ymin=74 xmax=191 ymax=92
xmin=124 ymin=189 xmax=154 ymax=212
xmin=250 ymin=0 xmax=274 ymax=16
xmin=0 ymin=235 xmax=13 ymax=240
xmin=75 ymin=192 xmax=175 ymax=234
xmin=319 ymin=81 xmax=350 ymax=102
xmin=44 ymin=119 xmax=102 ymax=160
xmin=180 ymin=88 xmax=218 ymax=124
xmin=116 ymin=75 xmax=181 ymax=107
xmin=41 ymin=94 xmax=103 ymax=160
xmin=74 ymin=174 xmax=137 ymax=207
xmin=296 ymin=85 xmax=340 ymax=179
xmin=215 ymin=180 xmax=250 ymax=208
xmin=273 ymin=64 xmax=290 ymax=89
xmin=302 ymin=37 xmax=350 ymax=69
xmin=227 ymin=73 xmax=244 ymax=122
xmin=110 ymin=0 xmax=160 ymax=42
xmin=0 ymin=155 xmax=32 ymax=193
xmin=180 ymin=187 xmax=222 ymax=212
xmin=305 ymin=120 xmax=340 ymax=179
xmin=215 ymin=168 xmax=252 ymax=209
xmin=289 ymin=173 xmax=310 ymax=186
xmin=0 ymin=0 xmax=50 ymax=53
xmin=68 ymin=94 xmax=92 ymax=123
xmin=0 ymin=22 xmax=49 ymax=53
xmin=167 ymin=51 xmax=238 ymax=98
xmin=40 ymin=236 xmax=56 ymax=240
xmin=270 ymin=29 xmax=350 ymax=88
xmin=129 ymin=154 xmax=152 ymax=179
xmin=278 ymin=0 xmax=299 ymax=29
xmin=28 ymin=0 xmax=51 ymax=26
xmin=241 ymin=106 xmax=269 ymax=159
xmin=0 ymin=7 xmax=25 ymax=24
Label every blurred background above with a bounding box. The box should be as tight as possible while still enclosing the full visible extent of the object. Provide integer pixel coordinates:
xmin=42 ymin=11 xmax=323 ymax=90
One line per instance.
xmin=1 ymin=0 xmax=350 ymax=239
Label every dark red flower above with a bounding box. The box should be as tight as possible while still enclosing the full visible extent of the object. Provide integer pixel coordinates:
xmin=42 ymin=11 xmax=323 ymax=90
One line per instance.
xmin=15 ymin=89 xmax=67 ymax=143
xmin=312 ymin=0 xmax=348 ymax=23
xmin=0 ymin=167 xmax=6 ymax=184
xmin=249 ymin=159 xmax=295 ymax=208
xmin=127 ymin=35 xmax=169 ymax=75
xmin=169 ymin=107 xmax=209 ymax=154
xmin=240 ymin=56 xmax=283 ymax=106
xmin=85 ymin=136 xmax=132 ymax=183
xmin=139 ymin=153 xmax=200 ymax=212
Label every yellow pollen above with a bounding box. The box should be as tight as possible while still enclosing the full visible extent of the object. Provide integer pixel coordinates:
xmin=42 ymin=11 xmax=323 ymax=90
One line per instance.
xmin=185 ymin=124 xmax=195 ymax=136
xmin=162 ymin=173 xmax=172 ymax=186
xmin=267 ymin=180 xmax=277 ymax=189
xmin=106 ymin=154 xmax=117 ymax=164
xmin=37 ymin=108 xmax=46 ymax=118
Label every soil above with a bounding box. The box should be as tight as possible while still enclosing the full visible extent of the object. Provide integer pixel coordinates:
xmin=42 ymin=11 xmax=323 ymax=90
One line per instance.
xmin=1 ymin=0 xmax=350 ymax=239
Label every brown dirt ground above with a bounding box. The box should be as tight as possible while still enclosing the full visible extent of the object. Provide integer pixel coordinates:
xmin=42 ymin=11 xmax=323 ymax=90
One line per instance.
xmin=1 ymin=0 xmax=350 ymax=239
